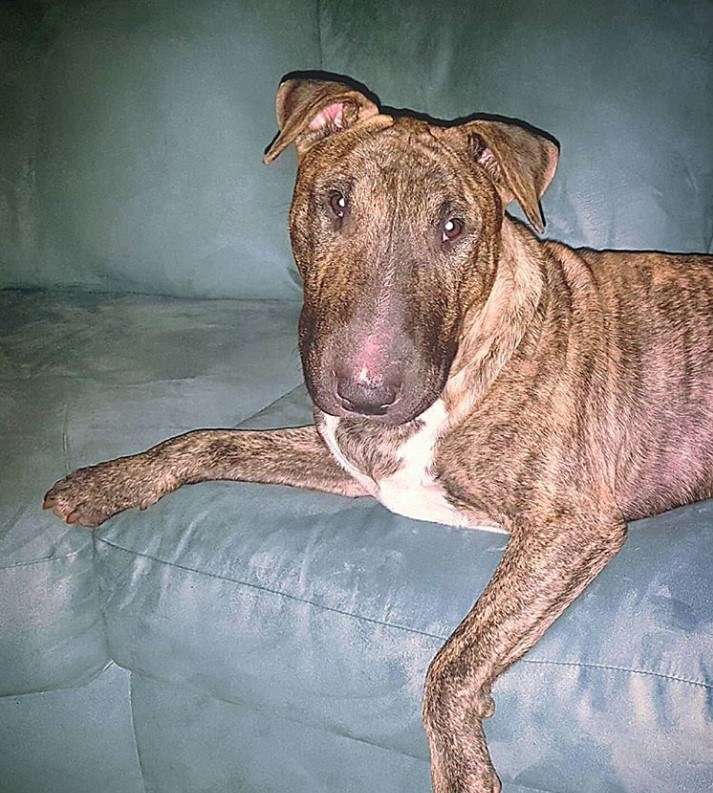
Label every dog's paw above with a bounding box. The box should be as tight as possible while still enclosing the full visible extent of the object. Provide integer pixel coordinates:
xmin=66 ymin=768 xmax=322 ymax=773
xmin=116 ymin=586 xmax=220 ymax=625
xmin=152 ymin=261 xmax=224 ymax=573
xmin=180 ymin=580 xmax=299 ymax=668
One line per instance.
xmin=43 ymin=455 xmax=174 ymax=528
xmin=473 ymin=769 xmax=501 ymax=793
xmin=433 ymin=765 xmax=501 ymax=793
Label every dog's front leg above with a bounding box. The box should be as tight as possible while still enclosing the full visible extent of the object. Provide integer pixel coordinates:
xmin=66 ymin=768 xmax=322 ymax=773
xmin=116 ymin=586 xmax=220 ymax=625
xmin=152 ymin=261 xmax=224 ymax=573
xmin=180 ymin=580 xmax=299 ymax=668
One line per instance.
xmin=423 ymin=502 xmax=626 ymax=793
xmin=44 ymin=426 xmax=367 ymax=527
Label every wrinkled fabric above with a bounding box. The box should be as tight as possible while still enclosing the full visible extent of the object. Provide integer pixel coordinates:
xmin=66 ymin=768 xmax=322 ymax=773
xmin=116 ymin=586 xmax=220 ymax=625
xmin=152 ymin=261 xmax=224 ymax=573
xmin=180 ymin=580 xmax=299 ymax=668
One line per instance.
xmin=0 ymin=289 xmax=301 ymax=697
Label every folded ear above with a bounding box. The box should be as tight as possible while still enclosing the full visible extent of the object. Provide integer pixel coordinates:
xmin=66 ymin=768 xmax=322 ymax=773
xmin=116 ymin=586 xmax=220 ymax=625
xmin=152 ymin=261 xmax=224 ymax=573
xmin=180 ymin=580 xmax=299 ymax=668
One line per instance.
xmin=440 ymin=119 xmax=559 ymax=234
xmin=263 ymin=78 xmax=380 ymax=164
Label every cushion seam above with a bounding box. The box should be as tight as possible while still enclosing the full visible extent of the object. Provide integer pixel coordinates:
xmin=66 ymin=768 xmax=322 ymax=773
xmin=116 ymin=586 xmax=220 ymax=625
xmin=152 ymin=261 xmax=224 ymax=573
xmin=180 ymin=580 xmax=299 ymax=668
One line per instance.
xmin=128 ymin=670 xmax=150 ymax=793
xmin=0 ymin=544 xmax=88 ymax=570
xmin=520 ymin=656 xmax=713 ymax=691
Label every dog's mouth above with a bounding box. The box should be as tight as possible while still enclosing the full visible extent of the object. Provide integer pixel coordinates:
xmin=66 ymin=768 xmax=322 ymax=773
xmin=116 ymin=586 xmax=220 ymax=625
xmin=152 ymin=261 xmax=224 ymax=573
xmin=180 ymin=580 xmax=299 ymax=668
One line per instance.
xmin=314 ymin=390 xmax=438 ymax=426
xmin=328 ymin=394 xmax=417 ymax=425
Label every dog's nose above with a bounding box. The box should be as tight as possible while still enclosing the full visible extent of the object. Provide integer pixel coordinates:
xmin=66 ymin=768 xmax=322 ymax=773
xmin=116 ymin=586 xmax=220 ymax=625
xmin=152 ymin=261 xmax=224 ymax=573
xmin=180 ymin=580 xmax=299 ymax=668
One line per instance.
xmin=335 ymin=372 xmax=400 ymax=416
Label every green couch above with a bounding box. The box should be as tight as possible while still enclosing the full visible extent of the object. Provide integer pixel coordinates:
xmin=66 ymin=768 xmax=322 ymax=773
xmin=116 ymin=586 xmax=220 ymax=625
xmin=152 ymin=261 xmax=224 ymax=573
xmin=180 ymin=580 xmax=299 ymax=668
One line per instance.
xmin=1 ymin=2 xmax=712 ymax=792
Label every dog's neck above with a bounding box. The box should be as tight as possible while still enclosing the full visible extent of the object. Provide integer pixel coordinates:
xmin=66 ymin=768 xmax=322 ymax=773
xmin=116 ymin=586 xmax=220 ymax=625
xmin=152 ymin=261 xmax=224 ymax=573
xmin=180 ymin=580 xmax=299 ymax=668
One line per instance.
xmin=443 ymin=218 xmax=548 ymax=423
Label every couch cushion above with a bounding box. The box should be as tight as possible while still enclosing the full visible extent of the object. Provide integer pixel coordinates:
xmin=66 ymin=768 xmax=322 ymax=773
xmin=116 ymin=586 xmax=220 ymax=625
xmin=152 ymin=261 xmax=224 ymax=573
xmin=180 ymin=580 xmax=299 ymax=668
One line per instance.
xmin=1 ymin=0 xmax=320 ymax=299
xmin=0 ymin=288 xmax=301 ymax=694
xmin=95 ymin=385 xmax=713 ymax=793
xmin=129 ymin=672 xmax=432 ymax=793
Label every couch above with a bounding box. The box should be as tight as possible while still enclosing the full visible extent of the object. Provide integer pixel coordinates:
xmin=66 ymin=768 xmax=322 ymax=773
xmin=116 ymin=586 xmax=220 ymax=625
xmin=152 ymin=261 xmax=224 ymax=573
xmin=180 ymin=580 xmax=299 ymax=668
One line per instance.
xmin=1 ymin=2 xmax=712 ymax=792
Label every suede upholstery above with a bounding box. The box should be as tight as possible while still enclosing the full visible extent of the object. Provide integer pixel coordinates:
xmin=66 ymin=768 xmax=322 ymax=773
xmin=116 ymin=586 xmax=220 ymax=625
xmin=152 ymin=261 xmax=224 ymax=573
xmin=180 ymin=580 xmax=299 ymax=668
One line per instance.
xmin=1 ymin=2 xmax=712 ymax=792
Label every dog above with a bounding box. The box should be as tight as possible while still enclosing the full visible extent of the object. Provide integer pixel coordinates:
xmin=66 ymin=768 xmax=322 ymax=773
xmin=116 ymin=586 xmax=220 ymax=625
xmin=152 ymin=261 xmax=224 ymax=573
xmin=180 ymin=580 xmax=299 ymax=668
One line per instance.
xmin=44 ymin=76 xmax=713 ymax=793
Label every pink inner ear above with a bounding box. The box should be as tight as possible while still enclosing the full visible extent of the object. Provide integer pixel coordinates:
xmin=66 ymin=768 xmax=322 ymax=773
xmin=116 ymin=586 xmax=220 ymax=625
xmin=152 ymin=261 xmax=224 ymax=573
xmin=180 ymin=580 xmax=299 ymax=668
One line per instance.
xmin=476 ymin=146 xmax=501 ymax=178
xmin=309 ymin=102 xmax=345 ymax=131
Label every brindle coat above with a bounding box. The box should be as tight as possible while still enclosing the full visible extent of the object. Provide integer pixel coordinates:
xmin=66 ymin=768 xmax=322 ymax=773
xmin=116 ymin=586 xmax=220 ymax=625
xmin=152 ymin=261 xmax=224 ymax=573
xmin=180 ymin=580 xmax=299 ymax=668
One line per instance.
xmin=44 ymin=77 xmax=713 ymax=793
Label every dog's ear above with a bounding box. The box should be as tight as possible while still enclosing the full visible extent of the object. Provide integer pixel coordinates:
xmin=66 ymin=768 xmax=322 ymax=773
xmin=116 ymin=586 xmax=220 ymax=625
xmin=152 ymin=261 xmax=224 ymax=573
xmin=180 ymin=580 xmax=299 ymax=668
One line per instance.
xmin=442 ymin=120 xmax=559 ymax=234
xmin=263 ymin=79 xmax=380 ymax=164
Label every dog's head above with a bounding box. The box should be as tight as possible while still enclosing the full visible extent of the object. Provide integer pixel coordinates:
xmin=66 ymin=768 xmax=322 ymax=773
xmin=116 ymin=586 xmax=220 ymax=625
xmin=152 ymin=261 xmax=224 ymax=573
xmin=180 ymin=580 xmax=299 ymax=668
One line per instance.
xmin=264 ymin=77 xmax=558 ymax=425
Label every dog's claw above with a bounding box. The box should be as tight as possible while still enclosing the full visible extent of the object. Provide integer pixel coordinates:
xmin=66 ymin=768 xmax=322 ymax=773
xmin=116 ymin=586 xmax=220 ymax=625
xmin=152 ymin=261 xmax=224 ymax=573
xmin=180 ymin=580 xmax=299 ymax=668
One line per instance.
xmin=43 ymin=480 xmax=100 ymax=528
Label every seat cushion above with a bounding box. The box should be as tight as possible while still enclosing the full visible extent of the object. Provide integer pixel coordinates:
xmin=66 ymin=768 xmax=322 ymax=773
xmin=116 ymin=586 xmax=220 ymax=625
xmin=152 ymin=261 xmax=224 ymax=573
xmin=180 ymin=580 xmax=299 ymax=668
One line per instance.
xmin=94 ymin=385 xmax=713 ymax=793
xmin=0 ymin=288 xmax=302 ymax=694
xmin=0 ymin=663 xmax=144 ymax=793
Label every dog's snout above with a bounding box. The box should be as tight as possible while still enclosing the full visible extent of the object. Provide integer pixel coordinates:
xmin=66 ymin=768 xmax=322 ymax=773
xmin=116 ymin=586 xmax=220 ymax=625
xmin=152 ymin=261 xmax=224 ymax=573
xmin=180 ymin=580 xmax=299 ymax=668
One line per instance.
xmin=335 ymin=370 xmax=401 ymax=416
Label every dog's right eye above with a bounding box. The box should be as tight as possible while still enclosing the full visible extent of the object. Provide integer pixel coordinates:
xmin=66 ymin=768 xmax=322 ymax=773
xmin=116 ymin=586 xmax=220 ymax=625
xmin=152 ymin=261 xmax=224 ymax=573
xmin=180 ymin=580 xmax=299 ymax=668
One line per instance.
xmin=328 ymin=191 xmax=347 ymax=219
xmin=441 ymin=218 xmax=464 ymax=243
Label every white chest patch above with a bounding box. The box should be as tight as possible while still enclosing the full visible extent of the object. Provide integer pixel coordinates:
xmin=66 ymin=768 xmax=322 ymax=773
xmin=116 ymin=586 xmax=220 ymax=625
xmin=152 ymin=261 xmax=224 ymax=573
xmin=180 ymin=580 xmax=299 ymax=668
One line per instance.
xmin=320 ymin=401 xmax=505 ymax=533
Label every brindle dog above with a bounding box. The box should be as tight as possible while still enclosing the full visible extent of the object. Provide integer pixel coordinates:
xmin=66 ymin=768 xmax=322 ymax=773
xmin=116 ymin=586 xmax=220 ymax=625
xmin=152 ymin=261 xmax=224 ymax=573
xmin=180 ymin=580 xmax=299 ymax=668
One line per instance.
xmin=44 ymin=77 xmax=713 ymax=792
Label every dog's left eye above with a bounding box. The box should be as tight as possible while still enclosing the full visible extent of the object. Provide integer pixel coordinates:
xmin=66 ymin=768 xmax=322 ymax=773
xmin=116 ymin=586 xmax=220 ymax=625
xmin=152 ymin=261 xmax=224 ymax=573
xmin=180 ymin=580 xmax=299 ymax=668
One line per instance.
xmin=441 ymin=218 xmax=464 ymax=243
xmin=328 ymin=191 xmax=347 ymax=219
